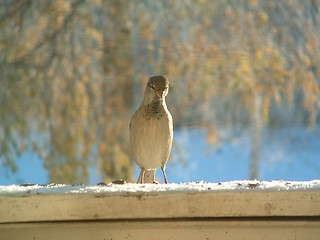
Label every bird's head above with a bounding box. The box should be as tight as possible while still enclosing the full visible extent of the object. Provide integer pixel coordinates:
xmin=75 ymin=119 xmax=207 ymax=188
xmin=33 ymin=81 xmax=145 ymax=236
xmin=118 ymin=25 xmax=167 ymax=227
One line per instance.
xmin=146 ymin=75 xmax=169 ymax=100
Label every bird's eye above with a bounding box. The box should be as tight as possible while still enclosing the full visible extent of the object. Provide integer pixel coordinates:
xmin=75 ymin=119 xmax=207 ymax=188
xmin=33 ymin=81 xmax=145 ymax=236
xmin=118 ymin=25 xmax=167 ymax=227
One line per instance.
xmin=148 ymin=82 xmax=156 ymax=89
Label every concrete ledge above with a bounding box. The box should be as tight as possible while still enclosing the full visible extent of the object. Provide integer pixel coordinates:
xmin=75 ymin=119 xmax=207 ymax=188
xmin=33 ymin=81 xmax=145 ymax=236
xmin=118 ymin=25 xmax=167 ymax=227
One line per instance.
xmin=1 ymin=181 xmax=320 ymax=239
xmin=1 ymin=190 xmax=320 ymax=223
xmin=1 ymin=220 xmax=320 ymax=240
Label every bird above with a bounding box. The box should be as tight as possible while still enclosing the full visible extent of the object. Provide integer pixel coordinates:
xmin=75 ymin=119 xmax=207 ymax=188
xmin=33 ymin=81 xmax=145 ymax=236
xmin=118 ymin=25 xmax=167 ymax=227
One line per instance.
xmin=130 ymin=75 xmax=173 ymax=184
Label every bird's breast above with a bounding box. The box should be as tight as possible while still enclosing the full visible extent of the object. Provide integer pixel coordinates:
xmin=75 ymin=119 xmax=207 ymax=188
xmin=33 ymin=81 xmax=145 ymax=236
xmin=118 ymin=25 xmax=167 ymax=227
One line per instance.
xmin=130 ymin=105 xmax=173 ymax=169
xmin=143 ymin=101 xmax=164 ymax=120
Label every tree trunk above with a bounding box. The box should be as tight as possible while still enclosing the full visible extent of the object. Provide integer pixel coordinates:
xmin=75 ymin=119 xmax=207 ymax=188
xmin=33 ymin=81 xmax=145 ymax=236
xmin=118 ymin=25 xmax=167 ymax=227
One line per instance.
xmin=249 ymin=91 xmax=263 ymax=180
xmin=101 ymin=0 xmax=134 ymax=182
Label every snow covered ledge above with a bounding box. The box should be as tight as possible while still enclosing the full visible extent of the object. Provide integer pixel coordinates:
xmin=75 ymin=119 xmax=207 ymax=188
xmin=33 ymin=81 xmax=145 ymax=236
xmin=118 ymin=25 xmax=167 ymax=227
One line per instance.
xmin=1 ymin=180 xmax=320 ymax=240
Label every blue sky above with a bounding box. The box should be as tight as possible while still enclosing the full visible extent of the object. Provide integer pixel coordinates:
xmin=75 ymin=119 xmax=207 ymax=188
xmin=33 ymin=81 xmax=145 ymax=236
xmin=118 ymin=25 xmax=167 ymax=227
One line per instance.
xmin=1 ymin=127 xmax=320 ymax=185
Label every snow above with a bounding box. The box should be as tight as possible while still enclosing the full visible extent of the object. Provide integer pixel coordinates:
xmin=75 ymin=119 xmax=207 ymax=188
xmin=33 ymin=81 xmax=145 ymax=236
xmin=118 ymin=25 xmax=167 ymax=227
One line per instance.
xmin=1 ymin=180 xmax=320 ymax=196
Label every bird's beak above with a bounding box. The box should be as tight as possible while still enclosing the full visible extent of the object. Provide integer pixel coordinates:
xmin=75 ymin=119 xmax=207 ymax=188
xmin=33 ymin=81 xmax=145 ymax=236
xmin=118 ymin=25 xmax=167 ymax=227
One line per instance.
xmin=155 ymin=89 xmax=164 ymax=98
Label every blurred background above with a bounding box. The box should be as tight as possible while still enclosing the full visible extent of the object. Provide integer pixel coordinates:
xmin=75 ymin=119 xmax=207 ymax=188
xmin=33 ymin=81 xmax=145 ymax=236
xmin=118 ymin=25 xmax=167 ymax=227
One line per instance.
xmin=0 ymin=0 xmax=319 ymax=185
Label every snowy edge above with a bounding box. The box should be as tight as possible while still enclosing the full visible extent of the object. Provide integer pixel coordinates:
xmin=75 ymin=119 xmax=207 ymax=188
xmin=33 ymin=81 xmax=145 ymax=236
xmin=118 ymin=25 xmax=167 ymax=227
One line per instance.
xmin=0 ymin=180 xmax=320 ymax=196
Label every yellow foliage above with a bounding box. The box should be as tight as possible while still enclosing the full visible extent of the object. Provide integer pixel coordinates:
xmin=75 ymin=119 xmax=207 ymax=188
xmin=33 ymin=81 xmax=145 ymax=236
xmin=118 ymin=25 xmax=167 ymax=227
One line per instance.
xmin=257 ymin=12 xmax=268 ymax=25
xmin=224 ymin=7 xmax=233 ymax=17
xmin=87 ymin=28 xmax=103 ymax=47
xmin=238 ymin=54 xmax=251 ymax=76
xmin=250 ymin=0 xmax=258 ymax=8
xmin=304 ymin=56 xmax=311 ymax=67
xmin=262 ymin=96 xmax=270 ymax=123
xmin=141 ymin=26 xmax=154 ymax=41
xmin=255 ymin=49 xmax=264 ymax=61
xmin=99 ymin=142 xmax=107 ymax=156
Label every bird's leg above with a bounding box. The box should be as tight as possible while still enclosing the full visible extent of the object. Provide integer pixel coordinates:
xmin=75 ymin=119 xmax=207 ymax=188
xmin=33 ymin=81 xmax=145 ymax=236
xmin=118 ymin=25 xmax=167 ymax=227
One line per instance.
xmin=161 ymin=166 xmax=168 ymax=184
xmin=141 ymin=169 xmax=145 ymax=184
xmin=137 ymin=169 xmax=145 ymax=184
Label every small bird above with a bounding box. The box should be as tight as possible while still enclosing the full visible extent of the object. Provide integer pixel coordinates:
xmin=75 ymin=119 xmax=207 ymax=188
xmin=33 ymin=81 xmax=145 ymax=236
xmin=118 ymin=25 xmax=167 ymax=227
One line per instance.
xmin=130 ymin=75 xmax=173 ymax=184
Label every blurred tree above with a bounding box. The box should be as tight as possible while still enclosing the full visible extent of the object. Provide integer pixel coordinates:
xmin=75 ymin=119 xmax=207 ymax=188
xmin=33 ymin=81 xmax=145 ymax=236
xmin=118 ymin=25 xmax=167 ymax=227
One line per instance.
xmin=131 ymin=0 xmax=319 ymax=179
xmin=99 ymin=0 xmax=134 ymax=181
xmin=0 ymin=0 xmax=319 ymax=183
xmin=0 ymin=0 xmax=134 ymax=183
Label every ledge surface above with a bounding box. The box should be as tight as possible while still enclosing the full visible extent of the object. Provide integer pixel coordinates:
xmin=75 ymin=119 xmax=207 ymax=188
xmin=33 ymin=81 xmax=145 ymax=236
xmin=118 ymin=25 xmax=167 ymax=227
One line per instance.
xmin=0 ymin=180 xmax=320 ymax=223
xmin=1 ymin=220 xmax=320 ymax=240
